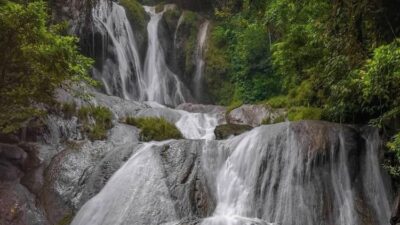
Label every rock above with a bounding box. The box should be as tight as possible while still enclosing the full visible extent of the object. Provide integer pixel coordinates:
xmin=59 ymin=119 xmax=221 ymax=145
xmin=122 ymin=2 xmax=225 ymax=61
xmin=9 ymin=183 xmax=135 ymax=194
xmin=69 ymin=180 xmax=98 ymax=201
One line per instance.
xmin=228 ymin=104 xmax=285 ymax=127
xmin=214 ymin=124 xmax=253 ymax=140
xmin=0 ymin=144 xmax=27 ymax=181
xmin=0 ymin=181 xmax=48 ymax=225
xmin=392 ymin=193 xmax=400 ymax=225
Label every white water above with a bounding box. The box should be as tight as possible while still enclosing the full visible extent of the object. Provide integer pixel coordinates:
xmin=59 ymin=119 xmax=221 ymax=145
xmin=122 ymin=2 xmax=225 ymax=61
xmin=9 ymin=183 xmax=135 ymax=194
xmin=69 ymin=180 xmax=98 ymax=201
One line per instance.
xmin=201 ymin=125 xmax=391 ymax=225
xmin=142 ymin=5 xmax=189 ymax=106
xmin=193 ymin=21 xmax=209 ymax=99
xmin=175 ymin=110 xmax=219 ymax=140
xmin=91 ymin=0 xmax=144 ymax=100
xmin=71 ymin=143 xmax=178 ymax=225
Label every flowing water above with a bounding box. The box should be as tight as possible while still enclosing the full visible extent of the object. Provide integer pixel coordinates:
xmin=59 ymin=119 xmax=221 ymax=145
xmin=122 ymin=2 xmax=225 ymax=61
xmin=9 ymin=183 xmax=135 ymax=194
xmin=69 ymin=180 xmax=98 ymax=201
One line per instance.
xmin=142 ymin=5 xmax=190 ymax=106
xmin=193 ymin=21 xmax=210 ymax=100
xmin=91 ymin=1 xmax=191 ymax=106
xmin=91 ymin=0 xmax=144 ymax=100
xmin=70 ymin=1 xmax=392 ymax=225
xmin=71 ymin=122 xmax=391 ymax=225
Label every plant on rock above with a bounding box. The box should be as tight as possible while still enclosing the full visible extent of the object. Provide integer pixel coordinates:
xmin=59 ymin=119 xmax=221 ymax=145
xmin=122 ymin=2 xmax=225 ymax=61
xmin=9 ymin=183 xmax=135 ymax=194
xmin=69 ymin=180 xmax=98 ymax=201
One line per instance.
xmin=125 ymin=117 xmax=183 ymax=141
xmin=78 ymin=106 xmax=113 ymax=140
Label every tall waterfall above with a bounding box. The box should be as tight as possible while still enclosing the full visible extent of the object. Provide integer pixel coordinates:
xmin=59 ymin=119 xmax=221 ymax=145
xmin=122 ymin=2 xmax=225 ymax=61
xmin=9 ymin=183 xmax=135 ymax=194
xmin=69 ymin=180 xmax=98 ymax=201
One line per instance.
xmin=142 ymin=5 xmax=190 ymax=106
xmin=91 ymin=0 xmax=144 ymax=100
xmin=71 ymin=122 xmax=391 ymax=225
xmin=91 ymin=1 xmax=191 ymax=106
xmin=193 ymin=21 xmax=209 ymax=100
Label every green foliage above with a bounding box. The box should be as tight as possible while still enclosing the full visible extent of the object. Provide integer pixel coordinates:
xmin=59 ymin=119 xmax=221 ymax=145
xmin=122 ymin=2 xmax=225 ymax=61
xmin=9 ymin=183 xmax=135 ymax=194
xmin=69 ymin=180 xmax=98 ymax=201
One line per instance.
xmin=78 ymin=106 xmax=113 ymax=140
xmin=287 ymin=107 xmax=322 ymax=122
xmin=0 ymin=1 xmax=93 ymax=133
xmin=265 ymin=95 xmax=288 ymax=108
xmin=125 ymin=117 xmax=183 ymax=141
xmin=384 ymin=133 xmax=400 ymax=180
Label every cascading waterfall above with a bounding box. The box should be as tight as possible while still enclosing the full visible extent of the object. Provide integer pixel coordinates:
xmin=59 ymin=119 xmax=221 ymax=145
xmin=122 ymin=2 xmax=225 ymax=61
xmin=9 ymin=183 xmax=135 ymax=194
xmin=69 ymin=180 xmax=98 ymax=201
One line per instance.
xmin=201 ymin=125 xmax=390 ymax=225
xmin=193 ymin=21 xmax=210 ymax=100
xmin=91 ymin=0 xmax=144 ymax=100
xmin=142 ymin=5 xmax=190 ymax=106
xmin=71 ymin=122 xmax=391 ymax=225
xmin=91 ymin=1 xmax=192 ymax=106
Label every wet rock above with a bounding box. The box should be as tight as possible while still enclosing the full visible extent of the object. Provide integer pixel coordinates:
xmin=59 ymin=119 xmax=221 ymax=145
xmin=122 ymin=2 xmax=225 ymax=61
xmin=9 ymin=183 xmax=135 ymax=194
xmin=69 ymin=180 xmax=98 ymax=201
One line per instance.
xmin=392 ymin=193 xmax=400 ymax=225
xmin=0 ymin=181 xmax=48 ymax=225
xmin=214 ymin=124 xmax=253 ymax=140
xmin=177 ymin=103 xmax=226 ymax=123
xmin=0 ymin=144 xmax=27 ymax=181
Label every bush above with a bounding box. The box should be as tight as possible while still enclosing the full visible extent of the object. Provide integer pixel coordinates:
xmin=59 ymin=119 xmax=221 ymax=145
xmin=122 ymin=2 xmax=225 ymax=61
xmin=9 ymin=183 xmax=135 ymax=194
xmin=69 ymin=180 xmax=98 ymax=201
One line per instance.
xmin=78 ymin=106 xmax=113 ymax=140
xmin=265 ymin=95 xmax=288 ymax=108
xmin=125 ymin=117 xmax=183 ymax=141
xmin=287 ymin=107 xmax=322 ymax=121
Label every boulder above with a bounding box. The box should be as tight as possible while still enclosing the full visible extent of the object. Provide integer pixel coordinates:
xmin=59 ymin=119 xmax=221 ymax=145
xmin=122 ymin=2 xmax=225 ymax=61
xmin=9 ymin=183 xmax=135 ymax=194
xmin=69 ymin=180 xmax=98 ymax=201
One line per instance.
xmin=214 ymin=124 xmax=253 ymax=140
xmin=228 ymin=104 xmax=285 ymax=127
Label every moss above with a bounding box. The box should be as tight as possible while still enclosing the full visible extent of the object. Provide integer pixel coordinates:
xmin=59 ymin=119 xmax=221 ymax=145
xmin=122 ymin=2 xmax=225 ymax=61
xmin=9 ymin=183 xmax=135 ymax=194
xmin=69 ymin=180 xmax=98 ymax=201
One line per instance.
xmin=57 ymin=213 xmax=74 ymax=225
xmin=120 ymin=0 xmax=148 ymax=56
xmin=214 ymin=124 xmax=253 ymax=140
xmin=125 ymin=117 xmax=183 ymax=141
xmin=287 ymin=107 xmax=322 ymax=121
xmin=78 ymin=106 xmax=113 ymax=140
xmin=120 ymin=0 xmax=147 ymax=31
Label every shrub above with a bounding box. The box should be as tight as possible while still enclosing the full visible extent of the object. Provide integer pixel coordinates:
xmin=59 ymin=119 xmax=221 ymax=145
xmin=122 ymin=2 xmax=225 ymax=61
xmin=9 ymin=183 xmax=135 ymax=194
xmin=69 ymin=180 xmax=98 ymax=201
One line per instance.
xmin=78 ymin=106 xmax=113 ymax=140
xmin=265 ymin=95 xmax=288 ymax=108
xmin=125 ymin=117 xmax=183 ymax=141
xmin=287 ymin=107 xmax=322 ymax=121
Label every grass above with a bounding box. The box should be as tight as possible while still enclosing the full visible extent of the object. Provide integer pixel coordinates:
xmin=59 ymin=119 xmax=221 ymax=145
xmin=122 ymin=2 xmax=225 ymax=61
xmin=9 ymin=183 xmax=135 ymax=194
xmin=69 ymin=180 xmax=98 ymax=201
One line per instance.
xmin=78 ymin=106 xmax=113 ymax=140
xmin=125 ymin=117 xmax=183 ymax=141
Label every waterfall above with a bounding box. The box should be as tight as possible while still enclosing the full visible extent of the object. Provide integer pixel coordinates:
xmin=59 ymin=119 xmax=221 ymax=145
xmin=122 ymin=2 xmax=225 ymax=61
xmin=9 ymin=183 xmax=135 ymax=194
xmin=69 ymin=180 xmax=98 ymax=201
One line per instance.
xmin=193 ymin=21 xmax=209 ymax=100
xmin=201 ymin=125 xmax=391 ymax=225
xmin=91 ymin=0 xmax=144 ymax=100
xmin=70 ymin=143 xmax=178 ymax=225
xmin=71 ymin=122 xmax=391 ymax=225
xmin=142 ymin=5 xmax=190 ymax=106
xmin=175 ymin=110 xmax=219 ymax=140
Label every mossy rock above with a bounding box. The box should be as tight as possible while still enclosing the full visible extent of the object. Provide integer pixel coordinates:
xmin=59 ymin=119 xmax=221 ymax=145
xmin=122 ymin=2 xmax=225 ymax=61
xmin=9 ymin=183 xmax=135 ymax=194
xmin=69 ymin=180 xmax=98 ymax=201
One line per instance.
xmin=214 ymin=124 xmax=253 ymax=140
xmin=120 ymin=0 xmax=149 ymax=58
xmin=125 ymin=117 xmax=183 ymax=141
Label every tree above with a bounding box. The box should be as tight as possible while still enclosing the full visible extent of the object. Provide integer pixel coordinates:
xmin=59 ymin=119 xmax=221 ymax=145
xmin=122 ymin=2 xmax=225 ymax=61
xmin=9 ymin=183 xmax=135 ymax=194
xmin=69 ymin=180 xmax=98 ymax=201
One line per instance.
xmin=0 ymin=1 xmax=93 ymax=133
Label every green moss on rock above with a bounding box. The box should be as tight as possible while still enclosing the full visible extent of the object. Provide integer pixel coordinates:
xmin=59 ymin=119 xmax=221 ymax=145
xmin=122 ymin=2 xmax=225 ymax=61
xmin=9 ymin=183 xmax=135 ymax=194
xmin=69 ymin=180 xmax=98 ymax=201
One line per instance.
xmin=120 ymin=0 xmax=148 ymax=57
xmin=125 ymin=117 xmax=183 ymax=141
